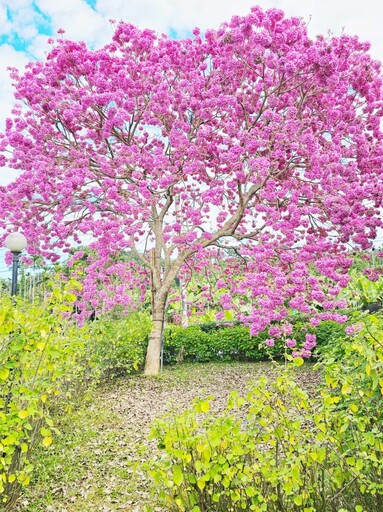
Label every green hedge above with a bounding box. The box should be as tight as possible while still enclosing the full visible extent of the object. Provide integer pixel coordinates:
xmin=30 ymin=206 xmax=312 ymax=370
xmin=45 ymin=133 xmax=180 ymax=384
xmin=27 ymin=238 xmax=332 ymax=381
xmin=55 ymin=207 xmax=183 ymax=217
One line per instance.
xmin=163 ymin=320 xmax=346 ymax=364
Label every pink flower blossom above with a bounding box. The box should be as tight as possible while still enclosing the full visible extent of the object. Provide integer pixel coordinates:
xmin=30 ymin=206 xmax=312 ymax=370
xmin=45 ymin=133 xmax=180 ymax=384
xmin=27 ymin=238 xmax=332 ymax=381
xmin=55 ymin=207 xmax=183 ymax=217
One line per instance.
xmin=268 ymin=325 xmax=281 ymax=338
xmin=345 ymin=323 xmax=363 ymax=336
xmin=285 ymin=338 xmax=297 ymax=348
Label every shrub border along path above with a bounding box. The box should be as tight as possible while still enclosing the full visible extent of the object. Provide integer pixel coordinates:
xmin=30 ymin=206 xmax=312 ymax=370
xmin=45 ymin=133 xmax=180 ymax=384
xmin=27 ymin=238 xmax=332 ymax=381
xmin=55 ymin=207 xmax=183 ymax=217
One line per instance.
xmin=19 ymin=362 xmax=321 ymax=512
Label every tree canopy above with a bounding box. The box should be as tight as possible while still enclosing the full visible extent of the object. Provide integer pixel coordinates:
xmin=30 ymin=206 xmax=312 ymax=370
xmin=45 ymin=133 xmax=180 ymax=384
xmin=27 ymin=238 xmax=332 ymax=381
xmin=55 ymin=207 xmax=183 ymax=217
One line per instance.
xmin=1 ymin=6 xmax=383 ymax=373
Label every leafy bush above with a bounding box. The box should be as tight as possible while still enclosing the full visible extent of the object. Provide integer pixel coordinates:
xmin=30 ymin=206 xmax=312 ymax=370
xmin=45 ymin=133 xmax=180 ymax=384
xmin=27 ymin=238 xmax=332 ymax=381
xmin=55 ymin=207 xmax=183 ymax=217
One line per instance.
xmin=344 ymin=271 xmax=383 ymax=311
xmin=0 ymin=284 xmax=151 ymax=509
xmin=0 ymin=285 xmax=91 ymax=511
xmin=88 ymin=311 xmax=152 ymax=379
xmin=147 ymin=312 xmax=383 ymax=512
xmin=318 ymin=311 xmax=383 ymax=506
xmin=288 ymin=319 xmax=346 ymax=354
xmin=163 ymin=320 xmax=345 ymax=364
xmin=146 ymin=357 xmax=383 ymax=511
xmin=163 ymin=324 xmax=284 ymax=364
xmin=314 ymin=320 xmax=346 ymax=350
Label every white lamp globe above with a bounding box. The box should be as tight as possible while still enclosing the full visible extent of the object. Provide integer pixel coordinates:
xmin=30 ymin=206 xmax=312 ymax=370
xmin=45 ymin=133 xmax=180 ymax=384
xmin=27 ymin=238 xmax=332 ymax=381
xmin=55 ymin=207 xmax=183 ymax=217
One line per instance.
xmin=5 ymin=233 xmax=27 ymax=253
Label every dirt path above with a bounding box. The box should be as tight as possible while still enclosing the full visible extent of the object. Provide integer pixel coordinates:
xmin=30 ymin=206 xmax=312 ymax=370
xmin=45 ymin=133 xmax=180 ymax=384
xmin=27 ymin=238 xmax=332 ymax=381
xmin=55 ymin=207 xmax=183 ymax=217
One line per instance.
xmin=21 ymin=362 xmax=322 ymax=512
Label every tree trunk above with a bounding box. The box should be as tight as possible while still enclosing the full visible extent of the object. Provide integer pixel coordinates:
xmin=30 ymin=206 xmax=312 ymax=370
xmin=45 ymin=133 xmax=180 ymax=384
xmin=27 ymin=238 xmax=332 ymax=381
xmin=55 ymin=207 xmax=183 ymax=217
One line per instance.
xmin=144 ymin=294 xmax=167 ymax=375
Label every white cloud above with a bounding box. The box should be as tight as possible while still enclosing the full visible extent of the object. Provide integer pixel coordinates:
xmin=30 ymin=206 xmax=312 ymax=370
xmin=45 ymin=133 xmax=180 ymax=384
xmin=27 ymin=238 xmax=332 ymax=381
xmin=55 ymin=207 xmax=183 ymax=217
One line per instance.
xmin=96 ymin=0 xmax=256 ymax=35
xmin=0 ymin=44 xmax=29 ymax=130
xmin=35 ymin=0 xmax=113 ymax=48
xmin=0 ymin=168 xmax=20 ymax=186
xmin=1 ymin=0 xmax=43 ymax=43
xmin=0 ymin=5 xmax=12 ymax=35
xmin=27 ymin=33 xmax=53 ymax=60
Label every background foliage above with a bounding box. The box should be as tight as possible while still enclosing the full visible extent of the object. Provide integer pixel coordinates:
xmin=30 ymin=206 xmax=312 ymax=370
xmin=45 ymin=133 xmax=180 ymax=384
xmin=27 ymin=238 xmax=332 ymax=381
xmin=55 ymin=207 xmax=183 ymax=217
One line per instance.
xmin=163 ymin=319 xmax=346 ymax=364
xmin=88 ymin=311 xmax=152 ymax=379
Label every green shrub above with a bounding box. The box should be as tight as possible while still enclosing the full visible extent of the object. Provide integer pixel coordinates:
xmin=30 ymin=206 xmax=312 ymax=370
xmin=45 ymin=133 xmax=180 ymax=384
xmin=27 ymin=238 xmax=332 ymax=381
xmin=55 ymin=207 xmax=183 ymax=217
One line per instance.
xmin=314 ymin=320 xmax=346 ymax=350
xmin=88 ymin=311 xmax=152 ymax=379
xmin=163 ymin=324 xmax=284 ymax=364
xmin=0 ymin=285 xmax=91 ymax=511
xmin=163 ymin=320 xmax=346 ymax=364
xmin=146 ymin=313 xmax=383 ymax=512
xmin=146 ymin=358 xmax=383 ymax=511
xmin=318 ymin=311 xmax=383 ymax=506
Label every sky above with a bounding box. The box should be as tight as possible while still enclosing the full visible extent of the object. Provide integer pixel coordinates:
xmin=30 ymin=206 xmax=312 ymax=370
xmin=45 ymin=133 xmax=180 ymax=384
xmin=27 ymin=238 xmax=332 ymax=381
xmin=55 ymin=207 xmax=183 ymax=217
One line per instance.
xmin=0 ymin=0 xmax=383 ymax=276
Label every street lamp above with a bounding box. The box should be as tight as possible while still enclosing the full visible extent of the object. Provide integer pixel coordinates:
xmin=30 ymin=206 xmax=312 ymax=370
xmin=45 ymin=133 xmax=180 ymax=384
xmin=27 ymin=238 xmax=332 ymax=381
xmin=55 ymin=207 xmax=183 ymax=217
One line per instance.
xmin=5 ymin=233 xmax=27 ymax=296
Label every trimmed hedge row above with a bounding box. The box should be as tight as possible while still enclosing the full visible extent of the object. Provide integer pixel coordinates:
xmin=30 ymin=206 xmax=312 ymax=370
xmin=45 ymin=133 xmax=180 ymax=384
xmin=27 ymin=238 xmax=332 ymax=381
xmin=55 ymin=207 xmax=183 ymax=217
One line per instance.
xmin=163 ymin=320 xmax=345 ymax=364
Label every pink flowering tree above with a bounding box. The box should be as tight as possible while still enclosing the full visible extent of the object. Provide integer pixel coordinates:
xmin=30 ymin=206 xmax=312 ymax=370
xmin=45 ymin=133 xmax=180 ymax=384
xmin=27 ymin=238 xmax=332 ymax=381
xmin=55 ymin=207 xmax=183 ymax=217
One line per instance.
xmin=1 ymin=7 xmax=383 ymax=374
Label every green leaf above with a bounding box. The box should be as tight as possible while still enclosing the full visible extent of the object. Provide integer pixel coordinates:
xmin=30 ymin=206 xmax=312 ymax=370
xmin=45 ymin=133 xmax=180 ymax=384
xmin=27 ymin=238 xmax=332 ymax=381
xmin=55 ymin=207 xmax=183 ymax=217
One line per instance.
xmin=42 ymin=437 xmax=52 ymax=447
xmin=172 ymin=466 xmax=184 ymax=486
xmin=294 ymin=495 xmax=303 ymax=506
xmin=40 ymin=427 xmax=51 ymax=437
xmin=0 ymin=368 xmax=10 ymax=380
xmin=200 ymin=400 xmax=210 ymax=413
xmin=197 ymin=478 xmax=206 ymax=490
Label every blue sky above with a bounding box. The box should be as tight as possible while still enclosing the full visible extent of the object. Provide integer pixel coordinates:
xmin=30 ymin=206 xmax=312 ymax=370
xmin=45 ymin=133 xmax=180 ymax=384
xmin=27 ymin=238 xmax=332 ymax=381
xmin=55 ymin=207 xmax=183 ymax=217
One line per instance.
xmin=0 ymin=0 xmax=383 ymax=276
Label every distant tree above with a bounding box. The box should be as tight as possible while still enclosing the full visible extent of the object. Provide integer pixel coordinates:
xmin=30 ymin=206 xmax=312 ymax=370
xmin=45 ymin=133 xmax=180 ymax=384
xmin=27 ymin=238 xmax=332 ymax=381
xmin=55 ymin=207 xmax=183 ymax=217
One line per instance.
xmin=1 ymin=7 xmax=383 ymax=374
xmin=0 ymin=277 xmax=10 ymax=297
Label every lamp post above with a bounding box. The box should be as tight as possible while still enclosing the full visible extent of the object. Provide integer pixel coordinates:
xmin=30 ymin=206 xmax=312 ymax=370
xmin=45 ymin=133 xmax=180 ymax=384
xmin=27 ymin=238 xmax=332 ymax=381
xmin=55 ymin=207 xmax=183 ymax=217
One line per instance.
xmin=5 ymin=233 xmax=27 ymax=296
